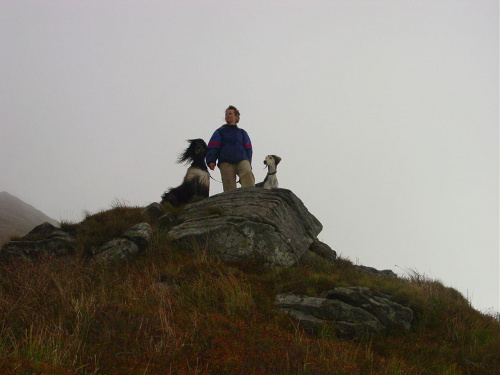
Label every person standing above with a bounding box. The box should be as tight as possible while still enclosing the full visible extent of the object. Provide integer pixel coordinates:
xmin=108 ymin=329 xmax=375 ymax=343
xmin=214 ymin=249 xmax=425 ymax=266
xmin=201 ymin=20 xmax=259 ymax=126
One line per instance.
xmin=206 ymin=105 xmax=255 ymax=191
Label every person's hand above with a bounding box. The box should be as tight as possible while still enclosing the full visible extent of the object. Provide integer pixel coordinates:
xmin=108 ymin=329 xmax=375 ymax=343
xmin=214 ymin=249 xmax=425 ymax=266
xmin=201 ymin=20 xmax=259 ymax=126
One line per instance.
xmin=208 ymin=163 xmax=216 ymax=170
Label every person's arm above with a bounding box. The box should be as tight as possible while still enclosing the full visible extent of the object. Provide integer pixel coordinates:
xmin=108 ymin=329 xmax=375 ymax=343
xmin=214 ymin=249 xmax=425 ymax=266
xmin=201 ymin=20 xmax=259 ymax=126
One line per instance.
xmin=206 ymin=129 xmax=222 ymax=169
xmin=243 ymin=130 xmax=253 ymax=165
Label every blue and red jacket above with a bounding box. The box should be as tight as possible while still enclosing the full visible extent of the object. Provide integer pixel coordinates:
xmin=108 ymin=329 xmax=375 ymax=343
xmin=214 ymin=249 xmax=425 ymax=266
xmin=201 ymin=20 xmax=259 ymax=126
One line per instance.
xmin=206 ymin=125 xmax=253 ymax=166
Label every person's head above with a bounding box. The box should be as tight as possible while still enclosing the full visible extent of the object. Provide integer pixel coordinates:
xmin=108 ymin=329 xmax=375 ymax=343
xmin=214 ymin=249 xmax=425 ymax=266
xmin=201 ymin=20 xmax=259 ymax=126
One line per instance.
xmin=225 ymin=105 xmax=240 ymax=125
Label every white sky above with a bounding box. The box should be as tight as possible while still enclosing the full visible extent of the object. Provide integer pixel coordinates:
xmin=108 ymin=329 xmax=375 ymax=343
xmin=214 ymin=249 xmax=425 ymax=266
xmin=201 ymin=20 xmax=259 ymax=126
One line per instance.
xmin=0 ymin=0 xmax=498 ymax=313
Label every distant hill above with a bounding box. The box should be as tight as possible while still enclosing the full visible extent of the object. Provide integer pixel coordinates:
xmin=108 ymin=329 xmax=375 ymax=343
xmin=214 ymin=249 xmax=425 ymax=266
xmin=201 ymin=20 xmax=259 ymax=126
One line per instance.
xmin=0 ymin=191 xmax=59 ymax=245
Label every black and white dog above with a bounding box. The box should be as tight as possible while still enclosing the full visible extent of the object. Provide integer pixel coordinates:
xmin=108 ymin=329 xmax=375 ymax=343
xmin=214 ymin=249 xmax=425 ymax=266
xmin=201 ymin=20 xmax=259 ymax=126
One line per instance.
xmin=161 ymin=139 xmax=210 ymax=206
xmin=255 ymin=155 xmax=281 ymax=189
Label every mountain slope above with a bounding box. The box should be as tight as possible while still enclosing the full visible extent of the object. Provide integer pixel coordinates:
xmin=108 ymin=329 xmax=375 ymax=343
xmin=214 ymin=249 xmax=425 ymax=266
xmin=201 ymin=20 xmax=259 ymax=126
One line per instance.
xmin=0 ymin=204 xmax=499 ymax=374
xmin=0 ymin=191 xmax=59 ymax=245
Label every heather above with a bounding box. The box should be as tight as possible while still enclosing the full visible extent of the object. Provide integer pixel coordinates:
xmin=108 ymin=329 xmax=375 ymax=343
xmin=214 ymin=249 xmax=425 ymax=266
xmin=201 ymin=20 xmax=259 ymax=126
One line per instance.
xmin=0 ymin=206 xmax=499 ymax=374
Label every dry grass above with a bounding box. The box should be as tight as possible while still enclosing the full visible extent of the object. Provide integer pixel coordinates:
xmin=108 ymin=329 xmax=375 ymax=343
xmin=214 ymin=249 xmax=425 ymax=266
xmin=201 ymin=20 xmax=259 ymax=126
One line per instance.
xmin=60 ymin=201 xmax=149 ymax=257
xmin=0 ymin=205 xmax=499 ymax=374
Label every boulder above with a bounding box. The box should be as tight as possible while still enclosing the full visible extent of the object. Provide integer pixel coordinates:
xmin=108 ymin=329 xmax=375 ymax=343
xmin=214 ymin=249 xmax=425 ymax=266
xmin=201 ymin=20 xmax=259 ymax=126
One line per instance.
xmin=308 ymin=239 xmax=337 ymax=262
xmin=275 ymin=293 xmax=382 ymax=337
xmin=122 ymin=222 xmax=152 ymax=250
xmin=276 ymin=287 xmax=413 ymax=338
xmin=356 ymin=265 xmax=398 ymax=278
xmin=93 ymin=238 xmax=140 ymax=262
xmin=320 ymin=287 xmax=413 ymax=331
xmin=22 ymin=222 xmax=60 ymax=240
xmin=158 ymin=212 xmax=176 ymax=229
xmin=0 ymin=222 xmax=76 ymax=261
xmin=92 ymin=222 xmax=152 ymax=262
xmin=143 ymin=203 xmax=165 ymax=220
xmin=167 ymin=188 xmax=323 ymax=267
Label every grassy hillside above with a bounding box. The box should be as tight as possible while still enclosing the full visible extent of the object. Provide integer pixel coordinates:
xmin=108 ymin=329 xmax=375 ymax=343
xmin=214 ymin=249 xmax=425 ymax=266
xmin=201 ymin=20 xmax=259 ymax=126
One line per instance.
xmin=0 ymin=204 xmax=499 ymax=374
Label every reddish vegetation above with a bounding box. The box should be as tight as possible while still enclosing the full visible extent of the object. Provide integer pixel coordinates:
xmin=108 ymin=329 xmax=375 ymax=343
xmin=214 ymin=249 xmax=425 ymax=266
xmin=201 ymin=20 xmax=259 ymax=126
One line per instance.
xmin=0 ymin=206 xmax=499 ymax=374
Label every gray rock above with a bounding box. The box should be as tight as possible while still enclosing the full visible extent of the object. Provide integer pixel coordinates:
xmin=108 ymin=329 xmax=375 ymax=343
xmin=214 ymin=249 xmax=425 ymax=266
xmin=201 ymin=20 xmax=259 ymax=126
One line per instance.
xmin=22 ymin=222 xmax=60 ymax=240
xmin=122 ymin=222 xmax=152 ymax=250
xmin=142 ymin=202 xmax=177 ymax=229
xmin=1 ymin=238 xmax=76 ymax=260
xmin=143 ymin=203 xmax=165 ymax=220
xmin=276 ymin=287 xmax=413 ymax=338
xmin=93 ymin=238 xmax=140 ymax=262
xmin=320 ymin=287 xmax=413 ymax=331
xmin=308 ymin=239 xmax=337 ymax=262
xmin=0 ymin=222 xmax=76 ymax=261
xmin=279 ymin=308 xmax=327 ymax=333
xmin=356 ymin=265 xmax=398 ymax=278
xmin=275 ymin=293 xmax=382 ymax=337
xmin=299 ymin=249 xmax=326 ymax=267
xmin=167 ymin=188 xmax=322 ymax=267
xmin=46 ymin=230 xmax=74 ymax=241
xmin=158 ymin=212 xmax=176 ymax=229
xmin=92 ymin=222 xmax=152 ymax=262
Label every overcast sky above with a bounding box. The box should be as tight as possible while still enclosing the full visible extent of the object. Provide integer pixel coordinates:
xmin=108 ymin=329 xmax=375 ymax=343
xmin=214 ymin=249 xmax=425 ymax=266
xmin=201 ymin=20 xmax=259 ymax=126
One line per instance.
xmin=1 ymin=0 xmax=498 ymax=313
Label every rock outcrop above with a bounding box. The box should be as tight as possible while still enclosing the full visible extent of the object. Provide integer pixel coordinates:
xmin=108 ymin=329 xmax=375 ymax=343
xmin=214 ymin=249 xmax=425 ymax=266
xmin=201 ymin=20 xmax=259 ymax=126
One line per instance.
xmin=276 ymin=287 xmax=413 ymax=338
xmin=308 ymin=239 xmax=337 ymax=262
xmin=0 ymin=221 xmax=153 ymax=264
xmin=143 ymin=203 xmax=176 ymax=229
xmin=356 ymin=265 xmax=398 ymax=278
xmin=0 ymin=222 xmax=76 ymax=261
xmin=167 ymin=188 xmax=323 ymax=267
xmin=92 ymin=222 xmax=152 ymax=262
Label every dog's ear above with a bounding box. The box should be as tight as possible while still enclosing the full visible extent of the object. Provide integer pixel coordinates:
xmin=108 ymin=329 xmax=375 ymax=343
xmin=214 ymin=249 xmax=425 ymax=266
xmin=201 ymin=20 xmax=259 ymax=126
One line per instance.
xmin=273 ymin=155 xmax=281 ymax=165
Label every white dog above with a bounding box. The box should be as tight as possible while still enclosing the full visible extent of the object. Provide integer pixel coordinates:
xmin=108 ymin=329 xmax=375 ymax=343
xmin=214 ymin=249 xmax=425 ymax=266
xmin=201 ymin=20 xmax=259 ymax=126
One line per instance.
xmin=256 ymin=155 xmax=281 ymax=189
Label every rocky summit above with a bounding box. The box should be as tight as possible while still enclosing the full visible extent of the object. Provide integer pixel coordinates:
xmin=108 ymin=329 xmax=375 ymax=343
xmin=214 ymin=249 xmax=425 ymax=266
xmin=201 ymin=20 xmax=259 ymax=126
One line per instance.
xmin=1 ymin=188 xmax=416 ymax=339
xmin=167 ymin=187 xmax=324 ymax=267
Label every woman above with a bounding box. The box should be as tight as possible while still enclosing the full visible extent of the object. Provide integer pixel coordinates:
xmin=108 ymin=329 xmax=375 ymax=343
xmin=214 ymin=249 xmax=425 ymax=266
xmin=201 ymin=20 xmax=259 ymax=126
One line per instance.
xmin=206 ymin=105 xmax=255 ymax=191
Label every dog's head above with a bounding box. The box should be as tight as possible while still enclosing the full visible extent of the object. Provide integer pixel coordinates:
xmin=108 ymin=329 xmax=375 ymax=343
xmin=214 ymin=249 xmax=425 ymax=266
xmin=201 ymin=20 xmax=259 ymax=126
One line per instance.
xmin=263 ymin=155 xmax=281 ymax=168
xmin=178 ymin=138 xmax=207 ymax=164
